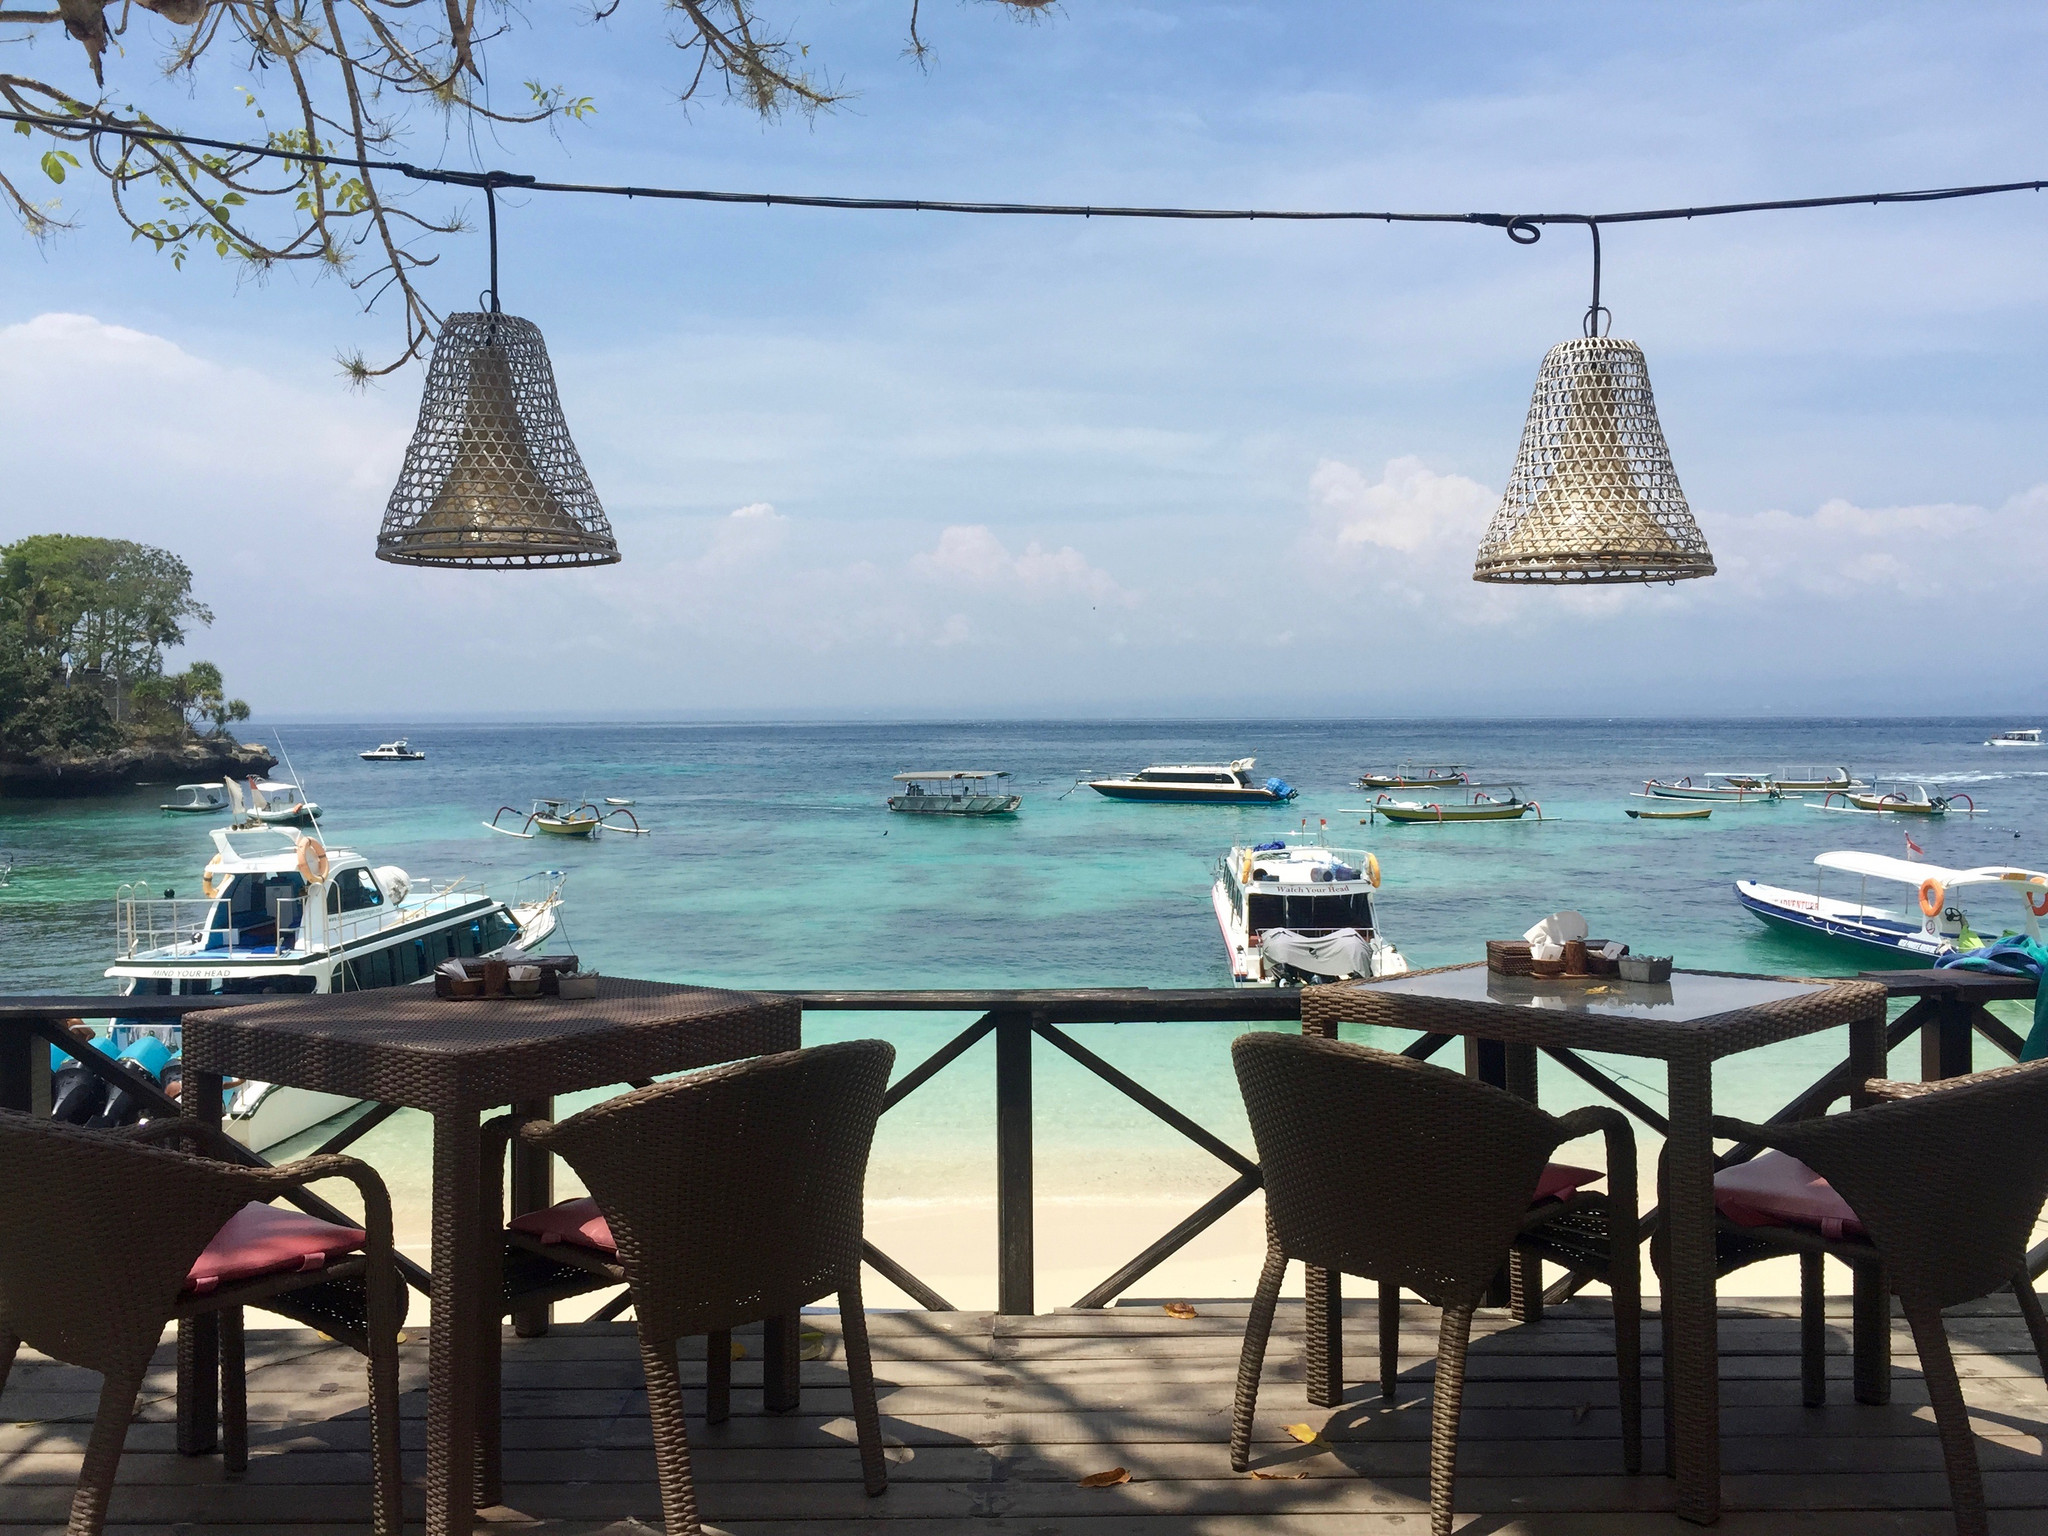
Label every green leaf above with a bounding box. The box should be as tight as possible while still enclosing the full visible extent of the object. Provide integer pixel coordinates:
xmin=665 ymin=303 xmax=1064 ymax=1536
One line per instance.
xmin=12 ymin=121 xmax=29 ymax=138
xmin=39 ymin=150 xmax=78 ymax=185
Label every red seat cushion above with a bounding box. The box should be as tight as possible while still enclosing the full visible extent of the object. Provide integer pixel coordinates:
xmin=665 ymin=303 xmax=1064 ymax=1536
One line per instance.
xmin=1533 ymin=1162 xmax=1603 ymax=1204
xmin=1714 ymin=1150 xmax=1864 ymax=1239
xmin=187 ymin=1202 xmax=367 ymax=1294
xmin=507 ymin=1196 xmax=616 ymax=1253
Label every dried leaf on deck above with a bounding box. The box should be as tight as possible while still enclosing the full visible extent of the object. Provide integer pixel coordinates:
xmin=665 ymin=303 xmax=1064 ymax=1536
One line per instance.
xmin=1250 ymin=1469 xmax=1308 ymax=1480
xmin=1282 ymin=1423 xmax=1324 ymax=1446
xmin=1571 ymin=1403 xmax=1593 ymax=1423
xmin=1162 ymin=1301 xmax=1199 ymax=1319
xmin=800 ymin=1330 xmax=828 ymax=1361
xmin=730 ymin=1339 xmax=748 ymax=1360
xmin=1079 ymin=1466 xmax=1131 ymax=1487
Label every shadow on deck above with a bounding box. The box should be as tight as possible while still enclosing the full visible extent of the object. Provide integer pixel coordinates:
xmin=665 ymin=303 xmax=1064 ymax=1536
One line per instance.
xmin=3 ymin=1296 xmax=2046 ymax=1534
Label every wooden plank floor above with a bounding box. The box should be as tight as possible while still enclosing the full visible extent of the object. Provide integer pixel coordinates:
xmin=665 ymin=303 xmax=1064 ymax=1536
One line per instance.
xmin=4 ymin=1296 xmax=2048 ymax=1533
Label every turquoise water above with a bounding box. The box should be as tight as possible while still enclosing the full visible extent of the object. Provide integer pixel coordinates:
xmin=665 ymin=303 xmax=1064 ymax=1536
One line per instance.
xmin=3 ymin=717 xmax=2041 ymax=1217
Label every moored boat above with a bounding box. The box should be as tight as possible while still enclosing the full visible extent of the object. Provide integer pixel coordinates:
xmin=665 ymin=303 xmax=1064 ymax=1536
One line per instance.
xmin=1212 ymin=838 xmax=1406 ymax=986
xmin=1986 ymin=728 xmax=2042 ymax=748
xmin=1626 ymin=805 xmax=1711 ymax=821
xmin=360 ymin=738 xmax=426 ymax=761
xmin=1717 ymin=767 xmax=1867 ymax=793
xmin=1818 ymin=782 xmax=1975 ymax=817
xmin=232 ymin=776 xmax=320 ymax=828
xmin=1643 ymin=777 xmax=1784 ymax=805
xmin=887 ymin=770 xmax=1021 ymax=816
xmin=98 ymin=825 xmax=564 ymax=1148
xmin=1088 ymin=759 xmax=1295 ymax=804
xmin=1372 ymin=789 xmax=1541 ymax=824
xmin=1735 ymin=850 xmax=2045 ymax=964
xmin=486 ymin=798 xmax=650 ymax=838
xmin=1358 ymin=763 xmax=1469 ymax=790
xmin=160 ymin=782 xmax=230 ymax=815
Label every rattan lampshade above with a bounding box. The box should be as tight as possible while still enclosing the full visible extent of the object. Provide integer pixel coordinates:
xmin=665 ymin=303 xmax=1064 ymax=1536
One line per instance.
xmin=1472 ymin=336 xmax=1713 ymax=585
xmin=377 ymin=311 xmax=619 ymax=569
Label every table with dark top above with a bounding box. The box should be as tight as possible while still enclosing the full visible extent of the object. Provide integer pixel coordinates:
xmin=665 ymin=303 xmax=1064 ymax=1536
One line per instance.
xmin=181 ymin=978 xmax=800 ymax=1536
xmin=1303 ymin=965 xmax=1887 ymax=1526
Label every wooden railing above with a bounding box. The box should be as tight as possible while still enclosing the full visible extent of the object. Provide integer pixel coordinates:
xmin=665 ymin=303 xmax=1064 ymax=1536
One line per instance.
xmin=0 ymin=966 xmax=2038 ymax=1316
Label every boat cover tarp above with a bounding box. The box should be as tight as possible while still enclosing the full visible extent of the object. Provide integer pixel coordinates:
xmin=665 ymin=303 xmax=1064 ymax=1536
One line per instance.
xmin=1936 ymin=935 xmax=2048 ymax=1060
xmin=1261 ymin=928 xmax=1370 ymax=979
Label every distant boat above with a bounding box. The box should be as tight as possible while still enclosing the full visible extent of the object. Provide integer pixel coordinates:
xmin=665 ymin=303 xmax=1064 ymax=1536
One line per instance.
xmin=161 ymin=782 xmax=230 ymax=815
xmin=1627 ymin=805 xmax=1711 ymax=821
xmin=1371 ymin=789 xmax=1541 ymax=824
xmin=1716 ymin=767 xmax=1867 ymax=793
xmin=1817 ymin=782 xmax=1975 ymax=817
xmin=360 ymin=738 xmax=426 ymax=762
xmin=1643 ymin=778 xmax=1783 ymax=805
xmin=1358 ymin=763 xmax=1469 ymax=790
xmin=1987 ymin=728 xmax=2043 ymax=747
xmin=231 ymin=777 xmax=320 ymax=829
xmin=887 ymin=771 xmax=1021 ymax=816
xmin=485 ymin=798 xmax=650 ymax=839
xmin=1736 ymin=850 xmax=2046 ymax=964
xmin=1087 ymin=759 xmax=1296 ymax=804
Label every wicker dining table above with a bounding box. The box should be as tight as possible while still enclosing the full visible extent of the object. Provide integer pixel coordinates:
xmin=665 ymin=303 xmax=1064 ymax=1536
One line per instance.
xmin=1302 ymin=965 xmax=1887 ymax=1526
xmin=181 ymin=977 xmax=800 ymax=1536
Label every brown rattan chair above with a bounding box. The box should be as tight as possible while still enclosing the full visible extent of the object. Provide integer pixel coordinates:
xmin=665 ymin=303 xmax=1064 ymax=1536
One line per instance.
xmin=482 ymin=1039 xmax=896 ymax=1536
xmin=1230 ymin=1032 xmax=1641 ymax=1536
xmin=1659 ymin=1059 xmax=2048 ymax=1536
xmin=0 ymin=1114 xmax=403 ymax=1536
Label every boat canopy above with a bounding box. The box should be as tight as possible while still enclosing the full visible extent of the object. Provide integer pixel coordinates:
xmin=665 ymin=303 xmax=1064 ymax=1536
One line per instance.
xmin=1814 ymin=851 xmax=2048 ymax=889
xmin=893 ymin=770 xmax=1010 ymax=781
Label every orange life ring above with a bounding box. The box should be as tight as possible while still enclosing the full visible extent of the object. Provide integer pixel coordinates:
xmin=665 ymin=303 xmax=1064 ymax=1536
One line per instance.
xmin=2029 ymin=880 xmax=2048 ymax=918
xmin=295 ymin=834 xmax=329 ymax=885
xmin=1918 ymin=878 xmax=1945 ymax=919
xmin=1364 ymin=852 xmax=1381 ymax=889
xmin=201 ymin=854 xmax=223 ymax=898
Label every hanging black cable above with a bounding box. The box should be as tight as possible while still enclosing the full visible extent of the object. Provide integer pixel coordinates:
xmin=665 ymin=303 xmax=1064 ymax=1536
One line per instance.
xmin=3 ymin=107 xmax=2045 ymax=234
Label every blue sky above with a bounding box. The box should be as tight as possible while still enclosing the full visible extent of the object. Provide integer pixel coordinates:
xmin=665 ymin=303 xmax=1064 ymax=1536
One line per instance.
xmin=6 ymin=2 xmax=2048 ymax=719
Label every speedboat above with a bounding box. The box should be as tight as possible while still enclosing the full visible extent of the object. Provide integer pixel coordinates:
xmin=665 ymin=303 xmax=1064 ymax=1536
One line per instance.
xmin=1213 ymin=839 xmax=1407 ymax=986
xmin=1815 ymin=782 xmax=1975 ymax=817
xmin=160 ymin=782 xmax=230 ymax=815
xmin=1371 ymin=788 xmax=1541 ymax=823
xmin=485 ymin=798 xmax=650 ymax=838
xmin=1987 ymin=729 xmax=2042 ymax=747
xmin=360 ymin=738 xmax=425 ymax=761
xmin=230 ymin=777 xmax=320 ymax=828
xmin=97 ymin=826 xmax=564 ymax=1149
xmin=1358 ymin=763 xmax=1469 ymax=790
xmin=1718 ymin=767 xmax=1868 ymax=793
xmin=1643 ymin=777 xmax=1784 ymax=805
xmin=887 ymin=771 xmax=1021 ymax=816
xmin=1736 ymin=851 xmax=2047 ymax=964
xmin=1088 ymin=759 xmax=1295 ymax=804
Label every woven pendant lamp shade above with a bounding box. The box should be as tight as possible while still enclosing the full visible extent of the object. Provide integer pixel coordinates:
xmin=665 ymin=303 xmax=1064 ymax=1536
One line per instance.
xmin=1472 ymin=336 xmax=1713 ymax=585
xmin=377 ymin=312 xmax=619 ymax=569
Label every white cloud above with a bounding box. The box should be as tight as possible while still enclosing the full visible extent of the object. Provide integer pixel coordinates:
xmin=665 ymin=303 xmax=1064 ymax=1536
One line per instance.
xmin=911 ymin=524 xmax=1137 ymax=607
xmin=1306 ymin=455 xmax=1496 ymax=555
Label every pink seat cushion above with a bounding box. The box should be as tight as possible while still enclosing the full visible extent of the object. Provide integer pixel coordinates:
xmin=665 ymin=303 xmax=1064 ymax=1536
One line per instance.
xmin=507 ymin=1196 xmax=616 ymax=1254
xmin=1715 ymin=1150 xmax=1864 ymax=1239
xmin=187 ymin=1202 xmax=367 ymax=1294
xmin=1533 ymin=1162 xmax=1603 ymax=1204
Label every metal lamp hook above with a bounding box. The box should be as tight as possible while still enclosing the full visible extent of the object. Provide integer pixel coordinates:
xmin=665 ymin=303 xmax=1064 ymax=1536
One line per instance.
xmin=1582 ymin=220 xmax=1612 ymax=339
xmin=483 ymin=181 xmax=502 ymax=317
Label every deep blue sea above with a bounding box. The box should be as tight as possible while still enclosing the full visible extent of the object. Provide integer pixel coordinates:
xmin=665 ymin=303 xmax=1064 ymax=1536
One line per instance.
xmin=3 ymin=717 xmax=2041 ymax=1302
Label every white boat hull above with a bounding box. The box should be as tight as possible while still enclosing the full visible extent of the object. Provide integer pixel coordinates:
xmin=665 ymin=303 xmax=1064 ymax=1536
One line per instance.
xmin=1734 ymin=880 xmax=1950 ymax=963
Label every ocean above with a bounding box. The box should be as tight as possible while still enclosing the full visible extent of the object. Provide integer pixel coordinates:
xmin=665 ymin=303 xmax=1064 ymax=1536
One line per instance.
xmin=3 ymin=716 xmax=2040 ymax=1305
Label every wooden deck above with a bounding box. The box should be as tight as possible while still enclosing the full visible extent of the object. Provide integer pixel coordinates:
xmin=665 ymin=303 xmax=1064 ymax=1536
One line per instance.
xmin=5 ymin=1296 xmax=2047 ymax=1534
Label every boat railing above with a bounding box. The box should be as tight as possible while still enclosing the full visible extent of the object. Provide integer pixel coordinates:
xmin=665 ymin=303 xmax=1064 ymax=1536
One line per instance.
xmin=323 ymin=885 xmax=486 ymax=952
xmin=114 ymin=894 xmax=306 ymax=959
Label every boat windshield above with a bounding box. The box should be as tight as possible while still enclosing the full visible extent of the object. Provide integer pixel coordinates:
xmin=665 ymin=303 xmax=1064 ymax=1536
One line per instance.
xmin=1247 ymin=890 xmax=1375 ymax=931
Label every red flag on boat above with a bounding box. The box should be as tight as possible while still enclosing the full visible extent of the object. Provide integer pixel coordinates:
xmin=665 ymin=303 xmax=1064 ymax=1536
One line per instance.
xmin=1906 ymin=833 xmax=1925 ymax=857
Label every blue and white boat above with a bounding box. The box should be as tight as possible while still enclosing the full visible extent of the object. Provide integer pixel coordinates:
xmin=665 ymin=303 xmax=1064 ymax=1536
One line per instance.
xmin=1088 ymin=758 xmax=1296 ymax=804
xmin=1735 ymin=850 xmax=2048 ymax=964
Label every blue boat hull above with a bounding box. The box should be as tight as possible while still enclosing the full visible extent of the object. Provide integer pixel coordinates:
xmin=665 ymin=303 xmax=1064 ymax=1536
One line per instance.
xmin=1089 ymin=785 xmax=1294 ymax=804
xmin=1733 ymin=883 xmax=1940 ymax=966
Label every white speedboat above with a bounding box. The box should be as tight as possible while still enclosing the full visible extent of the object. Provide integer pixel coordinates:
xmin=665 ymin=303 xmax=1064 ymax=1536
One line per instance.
xmin=1212 ymin=839 xmax=1407 ymax=986
xmin=360 ymin=738 xmax=426 ymax=761
xmin=161 ymin=783 xmax=231 ymax=815
xmin=887 ymin=771 xmax=1021 ymax=816
xmin=1735 ymin=850 xmax=2046 ymax=964
xmin=98 ymin=826 xmax=564 ymax=1149
xmin=1090 ymin=758 xmax=1297 ymax=804
xmin=1987 ymin=729 xmax=2042 ymax=747
xmin=230 ymin=777 xmax=320 ymax=828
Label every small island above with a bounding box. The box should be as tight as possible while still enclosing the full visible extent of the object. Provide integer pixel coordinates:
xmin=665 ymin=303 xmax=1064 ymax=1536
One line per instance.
xmin=0 ymin=534 xmax=272 ymax=797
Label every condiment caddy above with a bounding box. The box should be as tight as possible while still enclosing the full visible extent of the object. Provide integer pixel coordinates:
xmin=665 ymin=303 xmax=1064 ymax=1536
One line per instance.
xmin=433 ymin=954 xmax=598 ymax=1000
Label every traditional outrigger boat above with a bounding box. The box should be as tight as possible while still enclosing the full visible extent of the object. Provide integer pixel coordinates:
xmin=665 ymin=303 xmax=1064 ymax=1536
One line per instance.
xmin=485 ymin=798 xmax=650 ymax=838
xmin=1370 ymin=789 xmax=1541 ymax=824
xmin=97 ymin=825 xmax=563 ymax=1147
xmin=1212 ymin=838 xmax=1407 ymax=986
xmin=1816 ymin=782 xmax=1975 ymax=817
xmin=887 ymin=771 xmax=1021 ymax=816
xmin=1736 ymin=850 xmax=2045 ymax=964
xmin=1357 ymin=763 xmax=1469 ymax=790
xmin=1626 ymin=805 xmax=1711 ymax=821
xmin=1717 ymin=767 xmax=1868 ymax=793
xmin=1643 ymin=777 xmax=1783 ymax=805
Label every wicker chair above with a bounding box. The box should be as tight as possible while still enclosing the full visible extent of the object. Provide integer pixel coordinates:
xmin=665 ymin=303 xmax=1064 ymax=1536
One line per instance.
xmin=482 ymin=1039 xmax=896 ymax=1536
xmin=0 ymin=1114 xmax=403 ymax=1536
xmin=1661 ymin=1060 xmax=2048 ymax=1536
xmin=1230 ymin=1032 xmax=1641 ymax=1536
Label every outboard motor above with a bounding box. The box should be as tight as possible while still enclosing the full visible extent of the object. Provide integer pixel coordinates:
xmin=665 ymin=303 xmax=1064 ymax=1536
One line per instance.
xmin=48 ymin=1039 xmax=108 ymax=1125
xmin=86 ymin=1035 xmax=174 ymax=1129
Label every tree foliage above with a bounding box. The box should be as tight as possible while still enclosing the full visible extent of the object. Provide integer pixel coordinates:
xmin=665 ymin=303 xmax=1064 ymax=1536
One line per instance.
xmin=0 ymin=2 xmax=1054 ymax=381
xmin=0 ymin=533 xmax=243 ymax=754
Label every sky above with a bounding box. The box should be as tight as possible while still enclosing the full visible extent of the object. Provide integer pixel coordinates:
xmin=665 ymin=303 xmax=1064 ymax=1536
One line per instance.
xmin=5 ymin=2 xmax=2048 ymax=720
